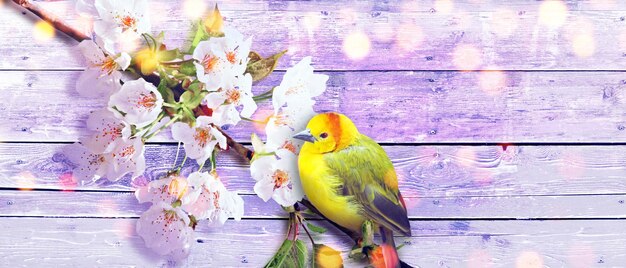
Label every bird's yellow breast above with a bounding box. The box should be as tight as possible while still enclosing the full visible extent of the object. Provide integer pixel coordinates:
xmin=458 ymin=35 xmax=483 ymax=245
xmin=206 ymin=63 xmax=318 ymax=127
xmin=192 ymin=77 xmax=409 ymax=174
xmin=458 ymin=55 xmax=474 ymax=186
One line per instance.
xmin=298 ymin=148 xmax=365 ymax=232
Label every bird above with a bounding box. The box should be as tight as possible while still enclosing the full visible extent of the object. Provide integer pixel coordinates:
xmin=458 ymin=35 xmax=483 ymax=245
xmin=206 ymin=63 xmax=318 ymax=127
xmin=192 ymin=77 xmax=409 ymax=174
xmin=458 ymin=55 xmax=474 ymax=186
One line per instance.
xmin=293 ymin=112 xmax=411 ymax=268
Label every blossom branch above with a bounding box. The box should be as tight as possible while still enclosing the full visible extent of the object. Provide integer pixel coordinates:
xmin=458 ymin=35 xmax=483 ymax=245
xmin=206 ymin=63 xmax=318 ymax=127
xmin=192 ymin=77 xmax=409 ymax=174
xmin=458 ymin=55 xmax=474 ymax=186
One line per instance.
xmin=13 ymin=1 xmax=361 ymax=245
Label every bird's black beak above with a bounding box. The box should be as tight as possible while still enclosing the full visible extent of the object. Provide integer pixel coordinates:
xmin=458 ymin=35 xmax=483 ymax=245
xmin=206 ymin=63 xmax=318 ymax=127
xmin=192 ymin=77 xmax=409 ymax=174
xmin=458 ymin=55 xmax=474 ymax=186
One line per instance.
xmin=293 ymin=129 xmax=316 ymax=143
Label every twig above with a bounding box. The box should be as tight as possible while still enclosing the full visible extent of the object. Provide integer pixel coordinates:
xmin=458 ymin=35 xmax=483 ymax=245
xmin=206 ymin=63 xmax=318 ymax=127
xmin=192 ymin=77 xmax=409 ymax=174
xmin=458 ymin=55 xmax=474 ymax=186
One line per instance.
xmin=11 ymin=0 xmax=89 ymax=41
xmin=14 ymin=0 xmax=362 ymax=245
xmin=217 ymin=126 xmax=254 ymax=161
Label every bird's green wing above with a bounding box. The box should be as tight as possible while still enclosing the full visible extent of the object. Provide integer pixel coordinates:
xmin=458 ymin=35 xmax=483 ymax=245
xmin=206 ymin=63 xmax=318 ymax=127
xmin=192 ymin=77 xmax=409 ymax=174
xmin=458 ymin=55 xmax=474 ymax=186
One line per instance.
xmin=324 ymin=135 xmax=411 ymax=236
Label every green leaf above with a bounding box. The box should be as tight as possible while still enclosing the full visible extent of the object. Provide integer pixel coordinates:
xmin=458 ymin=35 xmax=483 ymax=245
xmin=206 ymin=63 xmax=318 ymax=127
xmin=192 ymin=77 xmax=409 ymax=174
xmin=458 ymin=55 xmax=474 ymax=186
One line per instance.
xmin=245 ymin=50 xmax=288 ymax=82
xmin=306 ymin=222 xmax=327 ymax=234
xmin=158 ymin=49 xmax=182 ymax=62
xmin=264 ymin=239 xmax=309 ymax=268
xmin=180 ymin=61 xmax=197 ymax=76
xmin=180 ymin=90 xmax=207 ymax=110
xmin=292 ymin=239 xmax=308 ymax=268
xmin=264 ymin=239 xmax=294 ymax=268
xmin=189 ymin=20 xmax=208 ymax=53
xmin=157 ymin=78 xmax=175 ymax=104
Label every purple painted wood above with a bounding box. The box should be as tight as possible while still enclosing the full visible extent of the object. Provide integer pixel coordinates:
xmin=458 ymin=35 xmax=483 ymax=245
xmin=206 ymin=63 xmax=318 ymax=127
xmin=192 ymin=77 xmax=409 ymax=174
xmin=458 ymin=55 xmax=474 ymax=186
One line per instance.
xmin=4 ymin=70 xmax=626 ymax=143
xmin=2 ymin=190 xmax=626 ymax=219
xmin=1 ymin=217 xmax=624 ymax=267
xmin=4 ymin=1 xmax=626 ymax=71
xmin=2 ymin=0 xmax=626 ymax=266
xmin=2 ymin=143 xmax=626 ymax=197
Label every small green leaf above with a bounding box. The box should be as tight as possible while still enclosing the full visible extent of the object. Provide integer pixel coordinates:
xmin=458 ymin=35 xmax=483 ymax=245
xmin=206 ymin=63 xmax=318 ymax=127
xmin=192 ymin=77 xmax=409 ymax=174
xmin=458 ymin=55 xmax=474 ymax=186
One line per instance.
xmin=158 ymin=49 xmax=182 ymax=62
xmin=306 ymin=222 xmax=327 ymax=234
xmin=248 ymin=51 xmax=262 ymax=64
xmin=182 ymin=90 xmax=208 ymax=110
xmin=180 ymin=61 xmax=197 ymax=76
xmin=245 ymin=50 xmax=287 ymax=82
xmin=157 ymin=79 xmax=175 ymax=104
xmin=187 ymin=80 xmax=204 ymax=94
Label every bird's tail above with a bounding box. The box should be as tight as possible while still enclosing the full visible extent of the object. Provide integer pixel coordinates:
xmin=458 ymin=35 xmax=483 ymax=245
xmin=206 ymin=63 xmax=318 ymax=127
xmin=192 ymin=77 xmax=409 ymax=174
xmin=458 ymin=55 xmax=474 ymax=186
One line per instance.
xmin=373 ymin=227 xmax=413 ymax=268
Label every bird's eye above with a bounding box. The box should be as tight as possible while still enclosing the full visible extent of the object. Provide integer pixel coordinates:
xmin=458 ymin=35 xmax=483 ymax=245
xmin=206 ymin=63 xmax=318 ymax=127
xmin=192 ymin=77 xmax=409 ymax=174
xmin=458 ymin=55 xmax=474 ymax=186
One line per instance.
xmin=320 ymin=132 xmax=328 ymax=139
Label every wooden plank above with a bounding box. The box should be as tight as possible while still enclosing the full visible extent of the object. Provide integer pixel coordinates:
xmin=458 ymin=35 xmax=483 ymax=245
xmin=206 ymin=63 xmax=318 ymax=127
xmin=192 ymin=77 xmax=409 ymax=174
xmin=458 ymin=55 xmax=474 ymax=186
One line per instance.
xmin=2 ymin=190 xmax=625 ymax=219
xmin=2 ymin=143 xmax=626 ymax=197
xmin=0 ymin=217 xmax=624 ymax=267
xmin=5 ymin=1 xmax=626 ymax=71
xmin=4 ymin=71 xmax=626 ymax=143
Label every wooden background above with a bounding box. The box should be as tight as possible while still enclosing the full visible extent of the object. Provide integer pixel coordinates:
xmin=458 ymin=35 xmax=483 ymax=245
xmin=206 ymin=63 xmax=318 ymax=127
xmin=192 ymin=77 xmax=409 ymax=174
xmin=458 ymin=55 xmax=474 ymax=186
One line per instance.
xmin=2 ymin=0 xmax=626 ymax=267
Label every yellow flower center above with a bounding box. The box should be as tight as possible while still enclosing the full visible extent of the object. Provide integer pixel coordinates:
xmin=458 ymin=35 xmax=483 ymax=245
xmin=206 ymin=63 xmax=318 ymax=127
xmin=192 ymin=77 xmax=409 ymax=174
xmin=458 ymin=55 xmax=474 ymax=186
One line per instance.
xmin=118 ymin=15 xmax=137 ymax=31
xmin=281 ymin=141 xmax=297 ymax=154
xmin=136 ymin=92 xmax=157 ymax=109
xmin=202 ymin=55 xmax=219 ymax=74
xmin=225 ymin=88 xmax=241 ymax=104
xmin=97 ymin=57 xmax=118 ymax=76
xmin=272 ymin=169 xmax=289 ymax=189
xmin=226 ymin=51 xmax=237 ymax=64
xmin=119 ymin=145 xmax=136 ymax=157
xmin=193 ymin=127 xmax=213 ymax=147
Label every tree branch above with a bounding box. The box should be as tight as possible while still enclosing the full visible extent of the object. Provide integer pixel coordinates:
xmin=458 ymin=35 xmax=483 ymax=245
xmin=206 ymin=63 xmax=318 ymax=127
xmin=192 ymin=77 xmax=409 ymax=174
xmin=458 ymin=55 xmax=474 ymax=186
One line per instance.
xmin=12 ymin=0 xmax=90 ymax=42
xmin=13 ymin=0 xmax=361 ymax=243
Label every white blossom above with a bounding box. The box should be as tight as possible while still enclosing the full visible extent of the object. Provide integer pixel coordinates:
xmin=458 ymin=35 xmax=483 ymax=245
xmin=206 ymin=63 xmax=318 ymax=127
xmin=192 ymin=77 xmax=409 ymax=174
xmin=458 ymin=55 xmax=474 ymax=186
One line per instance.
xmin=192 ymin=28 xmax=251 ymax=91
xmin=64 ymin=138 xmax=145 ymax=183
xmin=76 ymin=40 xmax=130 ymax=98
xmin=182 ymin=171 xmax=244 ymax=226
xmin=171 ymin=116 xmax=227 ymax=165
xmin=93 ymin=0 xmax=151 ymax=53
xmin=250 ymin=149 xmax=304 ymax=207
xmin=271 ymin=56 xmax=328 ymax=113
xmin=136 ymin=203 xmax=193 ymax=260
xmin=104 ymin=138 xmax=146 ymax=181
xmin=81 ymin=109 xmax=131 ymax=154
xmin=63 ymin=143 xmax=107 ymax=184
xmin=204 ymin=73 xmax=256 ymax=127
xmin=136 ymin=174 xmax=196 ymax=206
xmin=108 ymin=78 xmax=163 ymax=128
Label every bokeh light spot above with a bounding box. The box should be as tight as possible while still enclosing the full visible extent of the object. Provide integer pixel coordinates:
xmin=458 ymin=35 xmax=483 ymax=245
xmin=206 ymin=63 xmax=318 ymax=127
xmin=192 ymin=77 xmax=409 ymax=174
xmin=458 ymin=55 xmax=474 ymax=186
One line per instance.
xmin=572 ymin=33 xmax=595 ymax=58
xmin=453 ymin=44 xmax=482 ymax=70
xmin=516 ymin=251 xmax=543 ymax=268
xmin=16 ymin=171 xmax=36 ymax=191
xmin=455 ymin=147 xmax=476 ymax=167
xmin=33 ymin=21 xmax=55 ymax=42
xmin=538 ymin=1 xmax=567 ymax=28
xmin=395 ymin=23 xmax=424 ymax=52
xmin=479 ymin=70 xmax=506 ymax=95
xmin=434 ymin=0 xmax=454 ymax=15
xmin=491 ymin=8 xmax=519 ymax=38
xmin=303 ymin=12 xmax=322 ymax=31
xmin=183 ymin=0 xmax=207 ymax=19
xmin=343 ymin=31 xmax=371 ymax=60
xmin=468 ymin=249 xmax=493 ymax=268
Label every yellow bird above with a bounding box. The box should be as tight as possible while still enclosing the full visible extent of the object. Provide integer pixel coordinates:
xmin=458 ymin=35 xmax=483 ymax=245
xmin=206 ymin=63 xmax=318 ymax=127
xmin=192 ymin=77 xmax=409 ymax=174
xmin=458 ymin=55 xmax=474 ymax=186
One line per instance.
xmin=294 ymin=112 xmax=411 ymax=268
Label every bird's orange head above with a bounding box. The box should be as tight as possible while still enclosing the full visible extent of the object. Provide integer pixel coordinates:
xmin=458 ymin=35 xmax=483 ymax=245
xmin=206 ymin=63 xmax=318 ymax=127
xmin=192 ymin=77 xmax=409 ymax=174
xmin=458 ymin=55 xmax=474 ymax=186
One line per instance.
xmin=293 ymin=112 xmax=359 ymax=153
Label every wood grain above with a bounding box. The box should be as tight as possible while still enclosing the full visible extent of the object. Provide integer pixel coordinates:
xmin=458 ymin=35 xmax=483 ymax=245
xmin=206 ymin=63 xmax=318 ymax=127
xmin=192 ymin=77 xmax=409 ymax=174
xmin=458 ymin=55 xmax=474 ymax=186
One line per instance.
xmin=1 ymin=190 xmax=625 ymax=219
xmin=4 ymin=70 xmax=626 ymax=143
xmin=4 ymin=1 xmax=626 ymax=71
xmin=0 ymin=217 xmax=624 ymax=267
xmin=2 ymin=143 xmax=626 ymax=197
